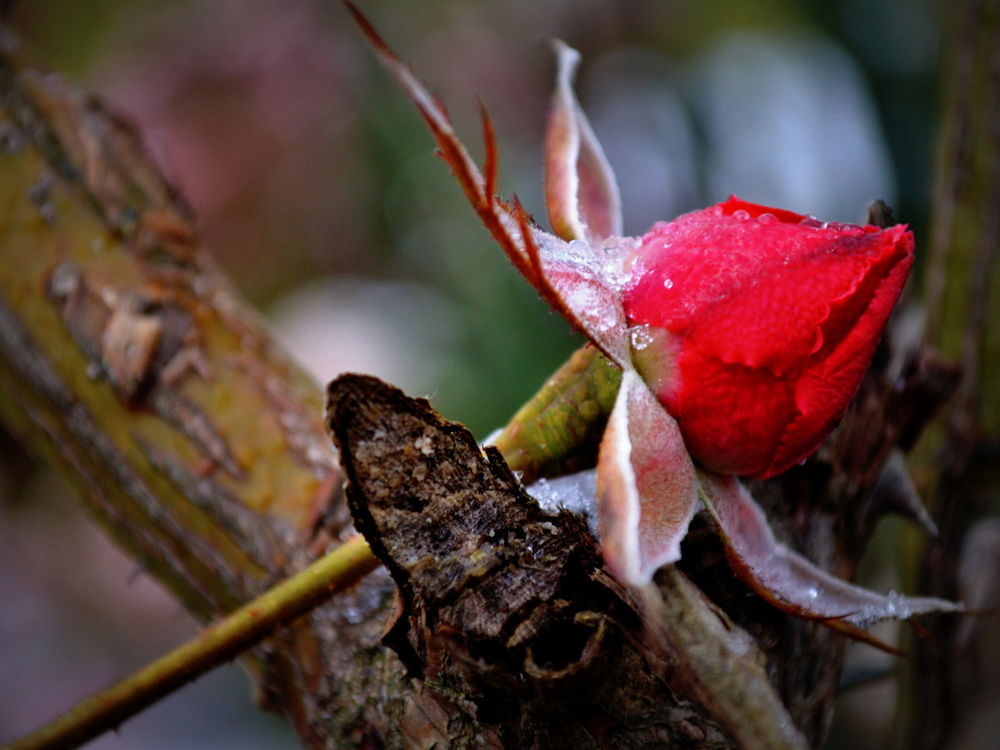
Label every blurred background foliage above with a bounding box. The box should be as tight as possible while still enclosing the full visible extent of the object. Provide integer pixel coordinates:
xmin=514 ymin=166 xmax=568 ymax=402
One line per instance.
xmin=3 ymin=0 xmax=945 ymax=437
xmin=0 ymin=0 xmax=961 ymax=748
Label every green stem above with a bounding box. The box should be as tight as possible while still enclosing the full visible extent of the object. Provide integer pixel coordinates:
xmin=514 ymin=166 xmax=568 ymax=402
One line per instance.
xmin=4 ymin=536 xmax=378 ymax=750
xmin=491 ymin=345 xmax=621 ymax=484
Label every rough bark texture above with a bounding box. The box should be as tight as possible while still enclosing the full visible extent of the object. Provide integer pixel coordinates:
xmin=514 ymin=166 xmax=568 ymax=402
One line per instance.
xmin=0 ymin=29 xmax=405 ymax=748
xmin=327 ymin=374 xmax=813 ymax=749
xmin=893 ymin=0 xmax=1000 ymax=746
xmin=0 ymin=5 xmax=992 ymax=748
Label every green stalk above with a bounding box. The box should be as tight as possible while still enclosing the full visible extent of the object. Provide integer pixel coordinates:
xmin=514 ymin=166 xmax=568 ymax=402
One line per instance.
xmin=5 ymin=536 xmax=378 ymax=750
xmin=491 ymin=345 xmax=621 ymax=484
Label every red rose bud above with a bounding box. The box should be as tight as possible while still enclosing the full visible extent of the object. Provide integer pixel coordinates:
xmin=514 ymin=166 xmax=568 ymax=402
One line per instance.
xmin=625 ymin=196 xmax=914 ymax=478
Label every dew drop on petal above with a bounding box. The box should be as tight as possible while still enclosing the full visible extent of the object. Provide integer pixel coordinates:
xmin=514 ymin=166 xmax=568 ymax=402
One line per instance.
xmin=662 ymin=277 xmax=674 ymax=289
xmin=596 ymin=235 xmax=638 ymax=293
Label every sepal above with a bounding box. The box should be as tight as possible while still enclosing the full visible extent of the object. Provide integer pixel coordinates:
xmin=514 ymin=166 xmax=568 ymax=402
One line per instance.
xmin=699 ymin=472 xmax=963 ymax=651
xmin=544 ymin=40 xmax=623 ymax=244
xmin=597 ymin=370 xmax=699 ymax=584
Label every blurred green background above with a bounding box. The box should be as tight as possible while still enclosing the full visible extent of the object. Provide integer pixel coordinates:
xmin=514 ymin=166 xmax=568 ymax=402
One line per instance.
xmin=2 ymin=0 xmax=946 ymax=437
xmin=0 ymin=0 xmax=967 ymax=748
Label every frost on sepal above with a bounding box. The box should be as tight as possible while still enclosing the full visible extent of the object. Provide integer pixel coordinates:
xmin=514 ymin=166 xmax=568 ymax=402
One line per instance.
xmin=699 ymin=472 xmax=963 ymax=650
xmin=545 ymin=39 xmax=623 ymax=244
xmin=519 ymin=223 xmax=632 ymax=368
xmin=345 ymin=3 xmax=631 ymax=368
xmin=596 ymin=369 xmax=699 ymax=585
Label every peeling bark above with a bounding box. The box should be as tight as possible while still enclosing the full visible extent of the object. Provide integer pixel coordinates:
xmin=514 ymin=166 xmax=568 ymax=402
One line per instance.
xmin=327 ymin=374 xmax=807 ymax=749
xmin=0 ymin=30 xmax=405 ymax=748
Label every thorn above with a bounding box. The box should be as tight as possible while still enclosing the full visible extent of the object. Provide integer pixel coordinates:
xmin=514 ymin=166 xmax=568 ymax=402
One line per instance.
xmin=512 ymin=194 xmax=544 ymax=282
xmin=478 ymin=100 xmax=498 ymax=202
xmin=907 ymin=617 xmax=934 ymax=642
xmin=871 ymin=449 xmax=939 ymax=538
xmin=826 ymin=619 xmax=906 ymax=656
xmin=865 ymin=199 xmax=896 ymax=228
xmin=432 ymin=92 xmax=451 ymax=121
xmin=837 ymin=664 xmax=895 ymax=693
xmin=342 ymin=1 xmax=394 ymax=60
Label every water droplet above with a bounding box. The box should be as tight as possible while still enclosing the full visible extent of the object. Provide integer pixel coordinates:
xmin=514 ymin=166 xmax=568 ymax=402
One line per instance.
xmin=732 ymin=209 xmax=750 ymax=220
xmin=630 ymin=325 xmax=653 ymax=351
xmin=662 ymin=277 xmax=674 ymax=289
xmin=799 ymin=217 xmax=826 ymax=229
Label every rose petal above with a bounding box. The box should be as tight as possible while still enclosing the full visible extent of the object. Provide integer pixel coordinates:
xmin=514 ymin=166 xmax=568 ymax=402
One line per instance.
xmin=624 ymin=200 xmax=914 ymax=477
xmin=699 ymin=472 xmax=962 ymax=648
xmin=597 ymin=369 xmax=700 ymax=584
xmin=544 ymin=40 xmax=623 ymax=243
xmin=662 ymin=347 xmax=798 ymax=477
xmin=626 ymin=208 xmax=911 ymax=375
xmin=768 ymin=234 xmax=913 ymax=474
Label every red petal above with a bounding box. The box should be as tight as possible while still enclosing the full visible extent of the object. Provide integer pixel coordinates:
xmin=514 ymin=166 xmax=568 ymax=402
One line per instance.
xmin=765 ymin=236 xmax=912 ymax=475
xmin=661 ymin=347 xmax=799 ymax=476
xmin=597 ymin=370 xmax=699 ymax=584
xmin=718 ymin=195 xmax=806 ymax=224
xmin=626 ymin=209 xmax=911 ymax=375
xmin=624 ymin=203 xmax=913 ymax=477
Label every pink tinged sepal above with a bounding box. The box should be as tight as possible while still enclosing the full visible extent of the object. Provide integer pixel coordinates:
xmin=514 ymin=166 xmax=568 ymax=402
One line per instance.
xmin=518 ymin=223 xmax=632 ymax=368
xmin=597 ymin=369 xmax=700 ymax=585
xmin=346 ymin=4 xmax=631 ymax=367
xmin=699 ymin=472 xmax=963 ymax=652
xmin=544 ymin=40 xmax=623 ymax=244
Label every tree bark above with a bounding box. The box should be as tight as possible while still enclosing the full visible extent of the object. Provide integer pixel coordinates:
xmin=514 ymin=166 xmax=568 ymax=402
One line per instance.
xmin=894 ymin=0 xmax=1000 ymax=746
xmin=0 ymin=30 xmax=405 ymax=748
xmin=0 ymin=8 xmax=989 ymax=748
